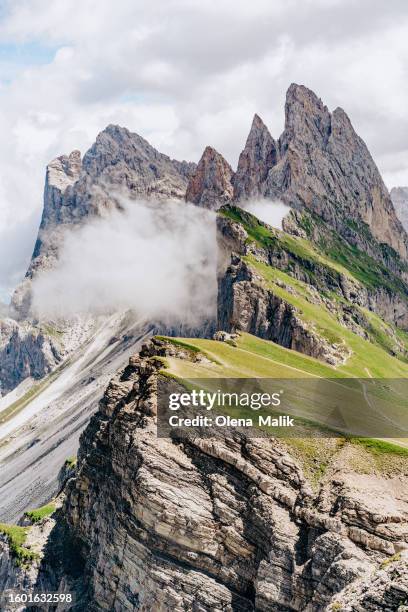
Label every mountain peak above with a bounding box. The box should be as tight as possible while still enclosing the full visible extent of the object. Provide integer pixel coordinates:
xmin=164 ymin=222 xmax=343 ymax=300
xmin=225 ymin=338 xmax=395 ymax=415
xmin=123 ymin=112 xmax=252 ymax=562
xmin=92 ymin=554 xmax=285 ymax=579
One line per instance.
xmin=185 ymin=146 xmax=233 ymax=210
xmin=202 ymin=145 xmax=222 ymax=159
xmin=251 ymin=113 xmax=266 ymax=129
xmin=283 ymin=82 xmax=331 ymax=149
xmin=233 ymin=113 xmax=277 ymax=200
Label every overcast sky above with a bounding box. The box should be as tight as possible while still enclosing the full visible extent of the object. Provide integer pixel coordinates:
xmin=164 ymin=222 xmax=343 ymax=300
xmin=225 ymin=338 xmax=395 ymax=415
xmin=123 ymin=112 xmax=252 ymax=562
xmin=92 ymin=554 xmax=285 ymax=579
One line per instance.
xmin=0 ymin=0 xmax=408 ymax=299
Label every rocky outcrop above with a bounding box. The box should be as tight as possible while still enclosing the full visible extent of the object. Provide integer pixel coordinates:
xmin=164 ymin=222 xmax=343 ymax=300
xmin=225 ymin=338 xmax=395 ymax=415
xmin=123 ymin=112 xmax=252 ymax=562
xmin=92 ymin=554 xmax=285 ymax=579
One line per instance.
xmin=81 ymin=124 xmax=195 ymax=208
xmin=4 ymin=125 xmax=198 ymax=392
xmin=0 ymin=501 xmax=64 ymax=604
xmin=186 ymin=146 xmax=234 ymax=210
xmin=0 ymin=319 xmax=62 ymax=395
xmin=391 ymin=186 xmax=408 ymax=232
xmin=13 ymin=338 xmax=406 ymax=611
xmin=218 ymin=255 xmax=349 ymax=365
xmin=331 ymin=551 xmax=408 ymax=611
xmin=233 ymin=84 xmax=408 ymax=266
xmin=233 ymin=114 xmax=278 ymax=201
xmin=0 ymin=534 xmax=38 ymax=596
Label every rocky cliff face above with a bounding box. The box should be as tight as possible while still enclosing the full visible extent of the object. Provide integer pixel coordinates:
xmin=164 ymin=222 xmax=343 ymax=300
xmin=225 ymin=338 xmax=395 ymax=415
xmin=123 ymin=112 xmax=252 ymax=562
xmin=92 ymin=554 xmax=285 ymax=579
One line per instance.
xmin=80 ymin=124 xmax=195 ymax=209
xmin=185 ymin=145 xmax=234 ymax=210
xmin=182 ymin=84 xmax=408 ymax=273
xmin=0 ymin=319 xmax=62 ymax=394
xmin=391 ymin=187 xmax=408 ymax=232
xmin=10 ymin=338 xmax=407 ymax=611
xmin=218 ymin=254 xmax=349 ymax=365
xmin=3 ymin=125 xmax=197 ymax=395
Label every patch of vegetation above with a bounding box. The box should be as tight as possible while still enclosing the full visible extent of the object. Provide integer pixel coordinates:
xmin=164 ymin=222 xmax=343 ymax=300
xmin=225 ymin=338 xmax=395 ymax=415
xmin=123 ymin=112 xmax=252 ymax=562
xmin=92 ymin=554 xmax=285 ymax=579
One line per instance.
xmin=284 ymin=438 xmax=344 ymax=489
xmin=0 ymin=523 xmax=38 ymax=567
xmin=221 ymin=205 xmax=355 ymax=280
xmin=155 ymin=336 xmax=202 ymax=354
xmin=220 ymin=204 xmax=408 ymax=297
xmin=41 ymin=324 xmax=63 ymax=339
xmin=220 ymin=205 xmax=277 ymax=249
xmin=24 ymin=502 xmax=56 ymax=524
xmin=351 ymin=438 xmax=408 ymax=457
xmin=247 ymin=256 xmax=408 ymax=377
xmin=64 ymin=456 xmax=77 ymax=469
xmin=380 ymin=552 xmax=401 ymax=569
xmin=296 ymin=210 xmax=318 ymax=238
xmin=363 ymin=309 xmax=408 ymax=363
xmin=322 ymin=231 xmax=408 ymax=296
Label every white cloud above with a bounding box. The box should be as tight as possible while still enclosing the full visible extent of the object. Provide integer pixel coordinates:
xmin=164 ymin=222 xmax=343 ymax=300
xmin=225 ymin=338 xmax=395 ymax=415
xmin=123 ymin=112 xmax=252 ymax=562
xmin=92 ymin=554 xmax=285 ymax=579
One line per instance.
xmin=32 ymin=199 xmax=217 ymax=326
xmin=244 ymin=200 xmax=291 ymax=229
xmin=0 ymin=0 xmax=407 ymax=296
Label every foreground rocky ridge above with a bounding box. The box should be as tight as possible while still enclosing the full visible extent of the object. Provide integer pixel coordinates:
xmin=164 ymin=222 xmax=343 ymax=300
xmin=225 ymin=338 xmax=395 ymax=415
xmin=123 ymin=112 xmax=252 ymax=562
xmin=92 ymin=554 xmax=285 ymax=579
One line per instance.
xmin=6 ymin=337 xmax=408 ymax=611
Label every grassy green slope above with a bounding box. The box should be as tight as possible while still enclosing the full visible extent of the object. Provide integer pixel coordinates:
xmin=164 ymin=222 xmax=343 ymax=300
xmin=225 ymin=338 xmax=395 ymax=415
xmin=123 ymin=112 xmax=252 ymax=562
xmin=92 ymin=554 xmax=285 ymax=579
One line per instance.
xmin=247 ymin=257 xmax=408 ymax=378
xmin=220 ymin=205 xmax=408 ymax=296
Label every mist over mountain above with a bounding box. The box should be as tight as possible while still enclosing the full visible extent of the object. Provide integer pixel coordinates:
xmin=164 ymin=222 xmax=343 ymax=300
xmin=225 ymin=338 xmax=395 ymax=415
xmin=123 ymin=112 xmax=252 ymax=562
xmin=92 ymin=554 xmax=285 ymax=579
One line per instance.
xmin=32 ymin=198 xmax=217 ymax=325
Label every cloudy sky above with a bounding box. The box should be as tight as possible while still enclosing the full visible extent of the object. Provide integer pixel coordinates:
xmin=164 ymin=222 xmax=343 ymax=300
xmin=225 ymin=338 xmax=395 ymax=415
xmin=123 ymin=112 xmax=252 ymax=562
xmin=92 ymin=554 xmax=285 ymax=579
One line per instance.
xmin=0 ymin=0 xmax=407 ymax=299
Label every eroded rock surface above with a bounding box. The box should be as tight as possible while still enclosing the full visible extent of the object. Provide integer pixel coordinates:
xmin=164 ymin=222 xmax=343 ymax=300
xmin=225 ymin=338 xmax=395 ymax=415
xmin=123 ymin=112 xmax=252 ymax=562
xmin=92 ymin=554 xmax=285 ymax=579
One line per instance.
xmin=0 ymin=319 xmax=62 ymax=394
xmin=218 ymin=255 xmax=349 ymax=365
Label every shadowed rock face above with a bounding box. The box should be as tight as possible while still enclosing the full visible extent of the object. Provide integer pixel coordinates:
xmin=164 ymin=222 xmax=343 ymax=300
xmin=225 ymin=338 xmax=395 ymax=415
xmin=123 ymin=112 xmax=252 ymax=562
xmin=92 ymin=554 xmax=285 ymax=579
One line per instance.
xmin=185 ymin=145 xmax=234 ymax=210
xmin=0 ymin=319 xmax=62 ymax=393
xmin=391 ymin=186 xmax=408 ymax=232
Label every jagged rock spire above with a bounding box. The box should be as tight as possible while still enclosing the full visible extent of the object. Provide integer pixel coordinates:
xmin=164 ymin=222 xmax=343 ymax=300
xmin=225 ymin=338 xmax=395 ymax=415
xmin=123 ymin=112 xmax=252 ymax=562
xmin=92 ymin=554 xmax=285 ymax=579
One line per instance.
xmin=263 ymin=83 xmax=408 ymax=262
xmin=185 ymin=146 xmax=234 ymax=210
xmin=233 ymin=114 xmax=278 ymax=201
